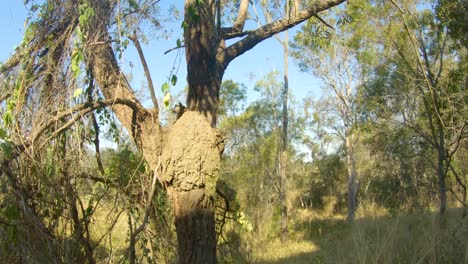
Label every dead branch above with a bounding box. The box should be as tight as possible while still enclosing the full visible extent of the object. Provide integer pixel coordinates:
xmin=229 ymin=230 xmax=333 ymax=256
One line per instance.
xmin=128 ymin=157 xmax=161 ymax=264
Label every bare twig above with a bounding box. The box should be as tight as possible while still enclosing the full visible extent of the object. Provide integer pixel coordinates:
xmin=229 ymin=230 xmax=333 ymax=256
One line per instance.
xmin=128 ymin=157 xmax=161 ymax=264
xmin=163 ymin=45 xmax=185 ymax=55
xmin=313 ymin=14 xmax=335 ymax=30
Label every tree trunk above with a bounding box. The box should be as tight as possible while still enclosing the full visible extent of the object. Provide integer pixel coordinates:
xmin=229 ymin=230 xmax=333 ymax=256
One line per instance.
xmin=184 ymin=0 xmax=222 ymax=128
xmin=171 ymin=189 xmax=217 ymax=263
xmin=160 ymin=111 xmax=222 ymax=264
xmin=346 ymin=133 xmax=358 ymax=222
xmin=174 ymin=2 xmax=225 ymax=263
xmin=65 ymin=174 xmax=95 ymax=264
xmin=279 ymin=29 xmax=289 ymax=241
xmin=437 ymin=126 xmax=446 ymax=217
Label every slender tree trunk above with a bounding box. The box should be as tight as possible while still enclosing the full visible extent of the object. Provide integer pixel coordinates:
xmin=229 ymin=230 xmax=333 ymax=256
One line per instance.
xmin=65 ymin=175 xmax=95 ymax=264
xmin=437 ymin=125 xmax=446 ymax=217
xmin=279 ymin=29 xmax=289 ymax=241
xmin=346 ymin=132 xmax=358 ymax=222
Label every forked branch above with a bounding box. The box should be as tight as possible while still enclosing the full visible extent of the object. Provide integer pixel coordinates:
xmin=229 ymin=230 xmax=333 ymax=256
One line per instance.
xmin=220 ymin=0 xmax=346 ymax=67
xmin=221 ymin=0 xmax=250 ymax=36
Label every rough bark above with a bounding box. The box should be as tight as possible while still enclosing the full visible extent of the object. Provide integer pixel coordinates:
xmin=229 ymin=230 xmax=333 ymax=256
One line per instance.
xmin=184 ymin=0 xmax=223 ymax=127
xmin=160 ymin=112 xmax=222 ymax=263
xmin=180 ymin=3 xmax=223 ymax=260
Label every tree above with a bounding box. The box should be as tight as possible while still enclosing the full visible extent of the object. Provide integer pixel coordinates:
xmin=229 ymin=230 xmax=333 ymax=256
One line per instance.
xmin=292 ymin=7 xmax=372 ymax=221
xmin=1 ymin=0 xmax=347 ymax=263
xmin=219 ymin=71 xmax=303 ymax=243
xmin=250 ymin=0 xmax=301 ymax=240
xmin=362 ymin=0 xmax=468 ymax=217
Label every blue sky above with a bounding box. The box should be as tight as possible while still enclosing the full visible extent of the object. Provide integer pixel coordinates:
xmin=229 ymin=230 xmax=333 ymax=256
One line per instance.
xmin=0 ymin=1 xmax=322 ymax=109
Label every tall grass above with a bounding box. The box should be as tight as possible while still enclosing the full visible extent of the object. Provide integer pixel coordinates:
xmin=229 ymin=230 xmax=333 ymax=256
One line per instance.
xmin=254 ymin=206 xmax=468 ymax=264
xmin=329 ymin=211 xmax=468 ymax=264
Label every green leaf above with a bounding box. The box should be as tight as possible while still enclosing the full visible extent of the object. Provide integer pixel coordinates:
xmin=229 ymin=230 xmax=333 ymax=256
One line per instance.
xmin=4 ymin=206 xmax=19 ymax=220
xmin=163 ymin=93 xmax=171 ymax=108
xmin=85 ymin=7 xmax=95 ymax=17
xmin=128 ymin=0 xmax=139 ymax=10
xmin=3 ymin=112 xmax=13 ymax=126
xmin=122 ymin=39 xmax=129 ymax=50
xmin=0 ymin=127 xmax=7 ymax=139
xmin=161 ymin=82 xmax=170 ymax=94
xmin=71 ymin=60 xmax=78 ymax=72
xmin=171 ymin=75 xmax=178 ymax=86
xmin=75 ymin=25 xmax=83 ymax=40
xmin=73 ymin=88 xmax=83 ymax=98
xmin=176 ymin=38 xmax=181 ymax=47
xmin=0 ymin=141 xmax=13 ymax=160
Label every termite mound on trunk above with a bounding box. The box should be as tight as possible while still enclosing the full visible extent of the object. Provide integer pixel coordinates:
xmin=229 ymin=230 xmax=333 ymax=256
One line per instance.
xmin=160 ymin=110 xmax=224 ymax=263
xmin=160 ymin=110 xmax=222 ymax=194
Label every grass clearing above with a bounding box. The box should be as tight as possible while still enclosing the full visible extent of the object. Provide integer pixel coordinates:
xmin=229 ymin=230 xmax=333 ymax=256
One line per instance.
xmin=253 ymin=207 xmax=468 ymax=264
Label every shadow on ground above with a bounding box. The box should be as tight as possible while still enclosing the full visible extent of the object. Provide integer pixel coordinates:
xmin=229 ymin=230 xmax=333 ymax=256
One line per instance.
xmin=255 ymin=208 xmax=468 ymax=264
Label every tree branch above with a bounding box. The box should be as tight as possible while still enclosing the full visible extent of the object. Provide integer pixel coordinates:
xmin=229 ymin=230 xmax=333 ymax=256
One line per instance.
xmin=164 ymin=45 xmax=185 ymax=55
xmin=32 ymin=98 xmax=141 ymax=144
xmin=221 ymin=0 xmax=250 ymax=36
xmin=0 ymin=91 xmax=12 ymax=104
xmin=128 ymin=158 xmax=161 ymax=263
xmin=0 ymin=50 xmax=22 ymax=74
xmin=313 ymin=14 xmax=335 ymax=30
xmin=129 ymin=31 xmax=159 ymax=112
xmin=86 ymin=1 xmax=154 ymax=146
xmin=219 ymin=0 xmax=346 ymax=67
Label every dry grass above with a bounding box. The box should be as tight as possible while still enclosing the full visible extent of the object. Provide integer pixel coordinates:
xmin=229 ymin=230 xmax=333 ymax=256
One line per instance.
xmin=251 ymin=205 xmax=468 ymax=264
xmin=253 ymin=239 xmax=320 ymax=264
xmin=89 ymin=198 xmax=129 ymax=262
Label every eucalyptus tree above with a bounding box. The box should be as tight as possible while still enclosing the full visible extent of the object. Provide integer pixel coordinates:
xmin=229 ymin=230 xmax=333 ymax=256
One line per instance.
xmin=219 ymin=71 xmax=304 ymax=241
xmin=360 ymin=0 xmax=468 ymax=217
xmin=1 ymin=0 xmax=347 ymax=262
xmin=291 ymin=4 xmax=374 ymax=221
xmin=250 ymin=0 xmax=301 ymax=241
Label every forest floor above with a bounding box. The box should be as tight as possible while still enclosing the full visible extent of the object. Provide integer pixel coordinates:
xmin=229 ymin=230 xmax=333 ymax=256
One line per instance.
xmin=86 ymin=199 xmax=468 ymax=263
xmin=254 ymin=206 xmax=468 ymax=264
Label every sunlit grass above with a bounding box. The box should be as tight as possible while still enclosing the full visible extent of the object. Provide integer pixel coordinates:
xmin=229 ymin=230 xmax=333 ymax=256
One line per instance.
xmin=253 ymin=239 xmax=320 ymax=264
xmin=251 ymin=205 xmax=468 ymax=264
xmin=89 ymin=197 xmax=129 ymax=262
